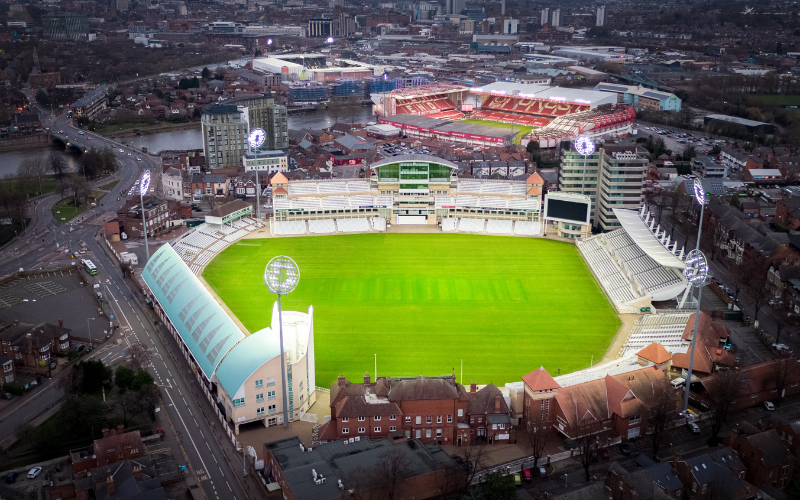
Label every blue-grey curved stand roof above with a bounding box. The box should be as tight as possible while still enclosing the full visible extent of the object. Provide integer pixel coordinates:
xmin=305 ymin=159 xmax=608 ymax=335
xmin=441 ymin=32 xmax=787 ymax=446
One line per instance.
xmin=142 ymin=244 xmax=246 ymax=379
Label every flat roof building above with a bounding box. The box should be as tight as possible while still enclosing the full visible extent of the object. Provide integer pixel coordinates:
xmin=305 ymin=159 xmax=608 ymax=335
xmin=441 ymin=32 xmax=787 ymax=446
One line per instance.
xmin=594 ymin=83 xmax=681 ymax=111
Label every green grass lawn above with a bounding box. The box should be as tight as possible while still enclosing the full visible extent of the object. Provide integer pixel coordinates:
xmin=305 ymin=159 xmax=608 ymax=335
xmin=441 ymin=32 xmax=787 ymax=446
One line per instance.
xmin=751 ymin=94 xmax=800 ymax=106
xmin=460 ymin=118 xmax=535 ymax=144
xmin=51 ymin=190 xmax=105 ymax=223
xmin=204 ymin=234 xmax=620 ymax=387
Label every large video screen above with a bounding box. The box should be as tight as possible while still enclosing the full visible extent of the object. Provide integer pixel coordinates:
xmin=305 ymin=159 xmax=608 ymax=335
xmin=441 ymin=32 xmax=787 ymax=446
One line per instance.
xmin=545 ymin=197 xmax=591 ymax=225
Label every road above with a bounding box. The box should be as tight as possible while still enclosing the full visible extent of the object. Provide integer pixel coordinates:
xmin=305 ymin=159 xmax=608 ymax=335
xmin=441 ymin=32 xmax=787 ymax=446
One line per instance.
xmin=0 ymin=107 xmax=250 ymax=500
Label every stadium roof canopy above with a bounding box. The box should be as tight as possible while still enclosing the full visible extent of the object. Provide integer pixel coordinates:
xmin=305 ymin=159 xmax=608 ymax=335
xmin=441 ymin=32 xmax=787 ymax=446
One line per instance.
xmin=475 ymin=82 xmax=616 ymax=107
xmin=612 ymin=208 xmax=686 ymax=269
xmin=370 ymin=154 xmax=459 ymax=170
xmin=142 ymin=244 xmax=246 ymax=379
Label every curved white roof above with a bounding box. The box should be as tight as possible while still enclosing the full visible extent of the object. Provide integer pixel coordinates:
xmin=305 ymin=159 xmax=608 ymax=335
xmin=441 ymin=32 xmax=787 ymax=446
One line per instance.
xmin=612 ymin=208 xmax=686 ymax=269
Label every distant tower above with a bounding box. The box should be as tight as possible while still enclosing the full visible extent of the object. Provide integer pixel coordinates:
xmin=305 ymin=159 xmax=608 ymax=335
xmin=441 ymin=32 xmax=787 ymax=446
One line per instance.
xmin=500 ymin=0 xmax=505 ymax=33
xmin=596 ymin=5 xmax=607 ymax=27
xmin=551 ymin=8 xmax=561 ymax=27
xmin=540 ymin=7 xmax=550 ymax=26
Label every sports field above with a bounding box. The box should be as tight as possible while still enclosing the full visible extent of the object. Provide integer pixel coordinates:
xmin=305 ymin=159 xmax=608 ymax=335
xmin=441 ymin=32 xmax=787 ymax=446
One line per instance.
xmin=460 ymin=118 xmax=535 ymax=143
xmin=204 ymin=233 xmax=620 ymax=387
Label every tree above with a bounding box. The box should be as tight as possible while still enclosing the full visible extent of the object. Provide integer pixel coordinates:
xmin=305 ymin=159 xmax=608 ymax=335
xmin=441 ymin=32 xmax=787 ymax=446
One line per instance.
xmin=480 ymin=471 xmax=516 ymax=500
xmin=770 ymin=357 xmax=795 ymax=406
xmin=114 ymin=389 xmax=144 ymax=427
xmin=59 ymin=394 xmax=108 ymax=439
xmin=67 ymin=173 xmax=90 ymax=208
xmin=747 ymin=270 xmax=769 ymax=322
xmin=455 ymin=444 xmax=490 ymax=488
xmin=526 ymin=140 xmax=540 ymax=162
xmin=521 ymin=414 xmax=550 ymax=470
xmin=131 ymin=370 xmax=154 ymax=391
xmin=78 ymin=359 xmax=113 ymax=394
xmin=705 ymin=369 xmax=747 ymax=442
xmin=575 ymin=418 xmax=603 ymax=482
xmin=126 ymin=342 xmax=152 ymax=372
xmin=373 ymin=447 xmax=411 ymax=500
xmin=201 ymin=67 xmax=211 ymax=80
xmin=648 ymin=377 xmax=679 ymax=458
xmin=115 ymin=365 xmax=135 ymax=390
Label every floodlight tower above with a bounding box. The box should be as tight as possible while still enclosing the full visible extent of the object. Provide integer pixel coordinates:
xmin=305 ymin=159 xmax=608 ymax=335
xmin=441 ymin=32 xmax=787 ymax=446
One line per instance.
xmin=678 ymin=180 xmax=708 ymax=309
xmin=264 ymin=256 xmax=300 ymax=429
xmin=681 ymin=249 xmax=710 ymax=417
xmin=247 ymin=128 xmax=266 ymax=221
xmin=139 ymin=170 xmax=151 ymax=264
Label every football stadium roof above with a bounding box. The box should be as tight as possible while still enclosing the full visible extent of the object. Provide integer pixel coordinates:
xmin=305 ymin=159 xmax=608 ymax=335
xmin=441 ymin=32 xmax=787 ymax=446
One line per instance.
xmin=612 ymin=208 xmax=686 ymax=269
xmin=142 ymin=244 xmax=246 ymax=380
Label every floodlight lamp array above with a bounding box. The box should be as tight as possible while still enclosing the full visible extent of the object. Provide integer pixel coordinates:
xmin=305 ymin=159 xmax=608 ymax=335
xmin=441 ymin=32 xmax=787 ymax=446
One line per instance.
xmin=264 ymin=256 xmax=300 ymax=295
xmin=693 ymin=180 xmax=706 ymax=206
xmin=683 ymin=249 xmax=709 ymax=286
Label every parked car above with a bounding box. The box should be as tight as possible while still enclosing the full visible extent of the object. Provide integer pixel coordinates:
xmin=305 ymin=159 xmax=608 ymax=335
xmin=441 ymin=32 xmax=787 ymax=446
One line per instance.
xmin=538 ymin=465 xmax=547 ymax=477
xmin=27 ymin=467 xmax=42 ymax=479
xmin=764 ymin=401 xmax=775 ymax=411
xmin=0 ymin=392 xmax=12 ymax=400
xmin=513 ymin=473 xmax=521 ymax=486
xmin=5 ymin=472 xmax=18 ymax=483
xmin=687 ymin=422 xmax=701 ymax=433
xmin=618 ymin=442 xmax=632 ymax=456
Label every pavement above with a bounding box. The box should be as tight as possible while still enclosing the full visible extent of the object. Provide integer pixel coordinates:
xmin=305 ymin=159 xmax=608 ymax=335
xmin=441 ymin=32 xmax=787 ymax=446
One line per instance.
xmin=0 ymin=107 xmax=258 ymax=500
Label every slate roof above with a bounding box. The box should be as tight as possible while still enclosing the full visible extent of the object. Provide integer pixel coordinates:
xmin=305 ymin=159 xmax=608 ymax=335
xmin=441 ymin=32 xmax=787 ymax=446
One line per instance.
xmin=208 ymin=200 xmax=251 ymax=218
xmin=466 ymin=383 xmax=510 ymax=416
xmin=672 ymin=312 xmax=734 ymax=374
xmin=740 ymin=429 xmax=793 ymax=470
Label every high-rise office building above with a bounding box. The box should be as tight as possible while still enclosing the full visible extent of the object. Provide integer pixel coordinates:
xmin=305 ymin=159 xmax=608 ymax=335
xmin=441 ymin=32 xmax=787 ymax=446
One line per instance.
xmin=550 ymin=8 xmax=561 ymax=27
xmin=596 ymin=5 xmax=607 ymax=27
xmin=42 ymin=13 xmax=89 ymax=39
xmin=307 ymin=18 xmax=333 ymax=37
xmin=540 ymin=8 xmax=550 ymax=25
xmin=446 ymin=0 xmax=466 ymax=15
xmin=202 ymin=96 xmax=288 ymax=168
xmin=559 ymin=145 xmax=647 ymax=231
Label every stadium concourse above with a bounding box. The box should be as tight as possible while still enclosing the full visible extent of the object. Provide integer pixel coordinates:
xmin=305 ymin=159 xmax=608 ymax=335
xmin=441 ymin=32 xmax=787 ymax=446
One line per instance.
xmin=576 ymin=207 xmax=689 ymax=313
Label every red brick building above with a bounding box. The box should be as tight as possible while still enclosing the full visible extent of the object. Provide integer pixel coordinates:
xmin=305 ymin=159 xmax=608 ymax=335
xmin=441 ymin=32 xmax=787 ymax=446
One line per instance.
xmin=728 ymin=426 xmax=793 ymax=490
xmin=0 ymin=320 xmax=71 ymax=372
xmin=671 ymin=312 xmax=735 ymax=377
xmin=319 ymin=375 xmax=513 ymax=446
xmin=521 ymin=366 xmax=560 ymax=428
xmin=693 ymin=358 xmax=800 ymax=411
xmin=72 ymin=426 xmax=145 ymax=474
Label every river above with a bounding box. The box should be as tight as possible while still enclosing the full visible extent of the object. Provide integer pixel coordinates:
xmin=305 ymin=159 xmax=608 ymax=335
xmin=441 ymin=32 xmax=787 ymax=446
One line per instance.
xmin=0 ymin=107 xmax=378 ymax=178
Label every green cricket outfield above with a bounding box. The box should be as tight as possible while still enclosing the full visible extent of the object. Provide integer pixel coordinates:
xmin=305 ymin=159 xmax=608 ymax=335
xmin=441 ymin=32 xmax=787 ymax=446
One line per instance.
xmin=203 ymin=233 xmax=620 ymax=386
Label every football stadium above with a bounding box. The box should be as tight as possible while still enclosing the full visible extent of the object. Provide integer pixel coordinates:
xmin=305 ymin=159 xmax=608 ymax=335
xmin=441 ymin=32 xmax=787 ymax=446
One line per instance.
xmin=372 ymin=82 xmax=635 ymax=147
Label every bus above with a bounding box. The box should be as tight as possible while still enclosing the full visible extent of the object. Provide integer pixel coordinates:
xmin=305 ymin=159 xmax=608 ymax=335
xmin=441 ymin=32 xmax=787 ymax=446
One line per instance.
xmin=82 ymin=260 xmax=98 ymax=275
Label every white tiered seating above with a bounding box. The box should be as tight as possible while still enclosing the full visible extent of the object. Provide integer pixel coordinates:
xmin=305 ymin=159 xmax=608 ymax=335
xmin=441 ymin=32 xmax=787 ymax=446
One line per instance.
xmin=486 ymin=219 xmax=513 ymax=234
xmin=275 ymin=220 xmax=308 ymax=235
xmin=336 ymin=218 xmax=370 ymax=233
xmin=308 ymin=219 xmax=336 ymax=234
xmin=371 ymin=217 xmax=386 ymax=231
xmin=513 ymin=221 xmax=539 ymax=236
xmin=441 ymin=218 xmax=458 ymax=232
xmin=458 ymin=218 xmax=485 ymax=233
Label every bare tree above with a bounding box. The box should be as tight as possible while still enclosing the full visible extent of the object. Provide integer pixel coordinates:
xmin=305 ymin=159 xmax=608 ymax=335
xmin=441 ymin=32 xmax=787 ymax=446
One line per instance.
xmin=455 ymin=443 xmax=490 ymax=488
xmin=648 ymin=378 xmax=679 ymax=458
xmin=770 ymin=357 xmax=795 ymax=406
xmin=126 ymin=342 xmax=152 ymax=372
xmin=747 ymin=271 xmax=769 ymax=322
xmin=575 ymin=418 xmax=602 ymax=482
xmin=67 ymin=173 xmax=89 ymax=208
xmin=521 ymin=413 xmax=550 ymax=470
xmin=373 ymin=447 xmax=411 ymax=500
xmin=113 ymin=389 xmax=144 ymax=427
xmin=436 ymin=463 xmax=467 ymax=500
xmin=48 ymin=151 xmax=67 ymax=180
xmin=705 ymin=369 xmax=747 ymax=442
xmin=16 ymin=157 xmax=38 ymax=192
xmin=773 ymin=302 xmax=792 ymax=345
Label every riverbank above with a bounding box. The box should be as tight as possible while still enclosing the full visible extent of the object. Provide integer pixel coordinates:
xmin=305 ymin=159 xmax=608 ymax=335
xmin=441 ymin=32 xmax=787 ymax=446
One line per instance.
xmin=97 ymin=121 xmax=201 ymax=139
xmin=0 ymin=134 xmax=51 ymax=153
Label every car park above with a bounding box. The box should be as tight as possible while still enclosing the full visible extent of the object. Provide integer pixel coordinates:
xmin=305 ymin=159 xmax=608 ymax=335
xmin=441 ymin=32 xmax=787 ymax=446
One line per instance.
xmin=27 ymin=467 xmax=42 ymax=479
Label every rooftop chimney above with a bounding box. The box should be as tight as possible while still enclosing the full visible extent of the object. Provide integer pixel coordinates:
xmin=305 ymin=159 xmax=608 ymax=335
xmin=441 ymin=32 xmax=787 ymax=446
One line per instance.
xmin=470 ymin=382 xmax=477 ymax=393
xmin=364 ymin=373 xmax=370 ymax=384
xmin=132 ymin=465 xmax=143 ymax=479
xmin=102 ymin=428 xmax=110 ymax=439
xmin=58 ymin=319 xmax=64 ymax=328
xmin=338 ymin=375 xmax=346 ymax=387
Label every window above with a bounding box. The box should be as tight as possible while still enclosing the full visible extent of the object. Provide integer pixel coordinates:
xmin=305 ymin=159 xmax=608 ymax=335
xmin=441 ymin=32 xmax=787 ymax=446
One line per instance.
xmin=470 ymin=417 xmax=474 ymax=424
xmin=268 ymin=391 xmax=276 ymax=400
xmin=256 ymin=393 xmax=264 ymax=403
xmin=266 ymin=377 xmax=276 ymax=386
xmin=406 ymin=416 xmax=412 ymax=423
xmin=299 ymin=381 xmax=303 ymax=390
xmin=255 ymin=379 xmax=263 ymax=388
xmin=257 ymin=407 xmax=265 ymax=417
xmin=390 ymin=426 xmax=396 ymax=432
xmin=358 ymin=416 xmax=365 ymax=421
xmin=342 ymin=428 xmax=349 ymax=434
xmin=619 ymin=480 xmax=624 ymax=490
xmin=416 ymin=416 xmax=421 ymax=425
xmin=498 ymin=424 xmax=505 ymax=429
xmin=416 ymin=430 xmax=421 ymax=439
xmin=692 ymin=483 xmax=697 ymax=492
xmin=358 ymin=427 xmax=365 ymax=434
xmin=374 ymin=427 xmax=381 ymax=433
xmin=426 ymin=416 xmax=432 ymax=424
xmin=437 ymin=416 xmax=442 ymax=424
xmin=233 ymin=398 xmax=245 ymax=407
xmin=458 ymin=409 xmax=463 ymax=417
xmin=390 ymin=415 xmax=396 ymax=420
xmin=447 ymin=415 xmax=452 ymax=423
xmin=342 ymin=417 xmax=349 ymax=422
xmin=374 ymin=416 xmax=381 ymax=421
xmin=629 ymin=415 xmax=641 ymax=425
xmin=751 ymin=393 xmax=758 ymax=398
xmin=436 ymin=429 xmax=442 ymax=438
xmin=268 ymin=404 xmax=276 ymax=413
xmin=425 ymin=429 xmax=431 ymax=438
xmin=478 ymin=417 xmax=482 ymax=423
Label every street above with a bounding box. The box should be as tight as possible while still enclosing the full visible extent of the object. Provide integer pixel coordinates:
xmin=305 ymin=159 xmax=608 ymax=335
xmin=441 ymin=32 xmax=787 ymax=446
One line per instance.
xmin=0 ymin=107 xmax=252 ymax=500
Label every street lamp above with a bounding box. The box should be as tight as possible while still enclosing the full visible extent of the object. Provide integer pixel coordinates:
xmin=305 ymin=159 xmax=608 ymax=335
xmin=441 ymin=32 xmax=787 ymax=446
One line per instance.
xmin=681 ymin=249 xmax=709 ymax=416
xmin=264 ymin=256 xmax=300 ymax=430
xmin=139 ymin=170 xmax=151 ymax=264
xmin=87 ymin=317 xmax=96 ymax=347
